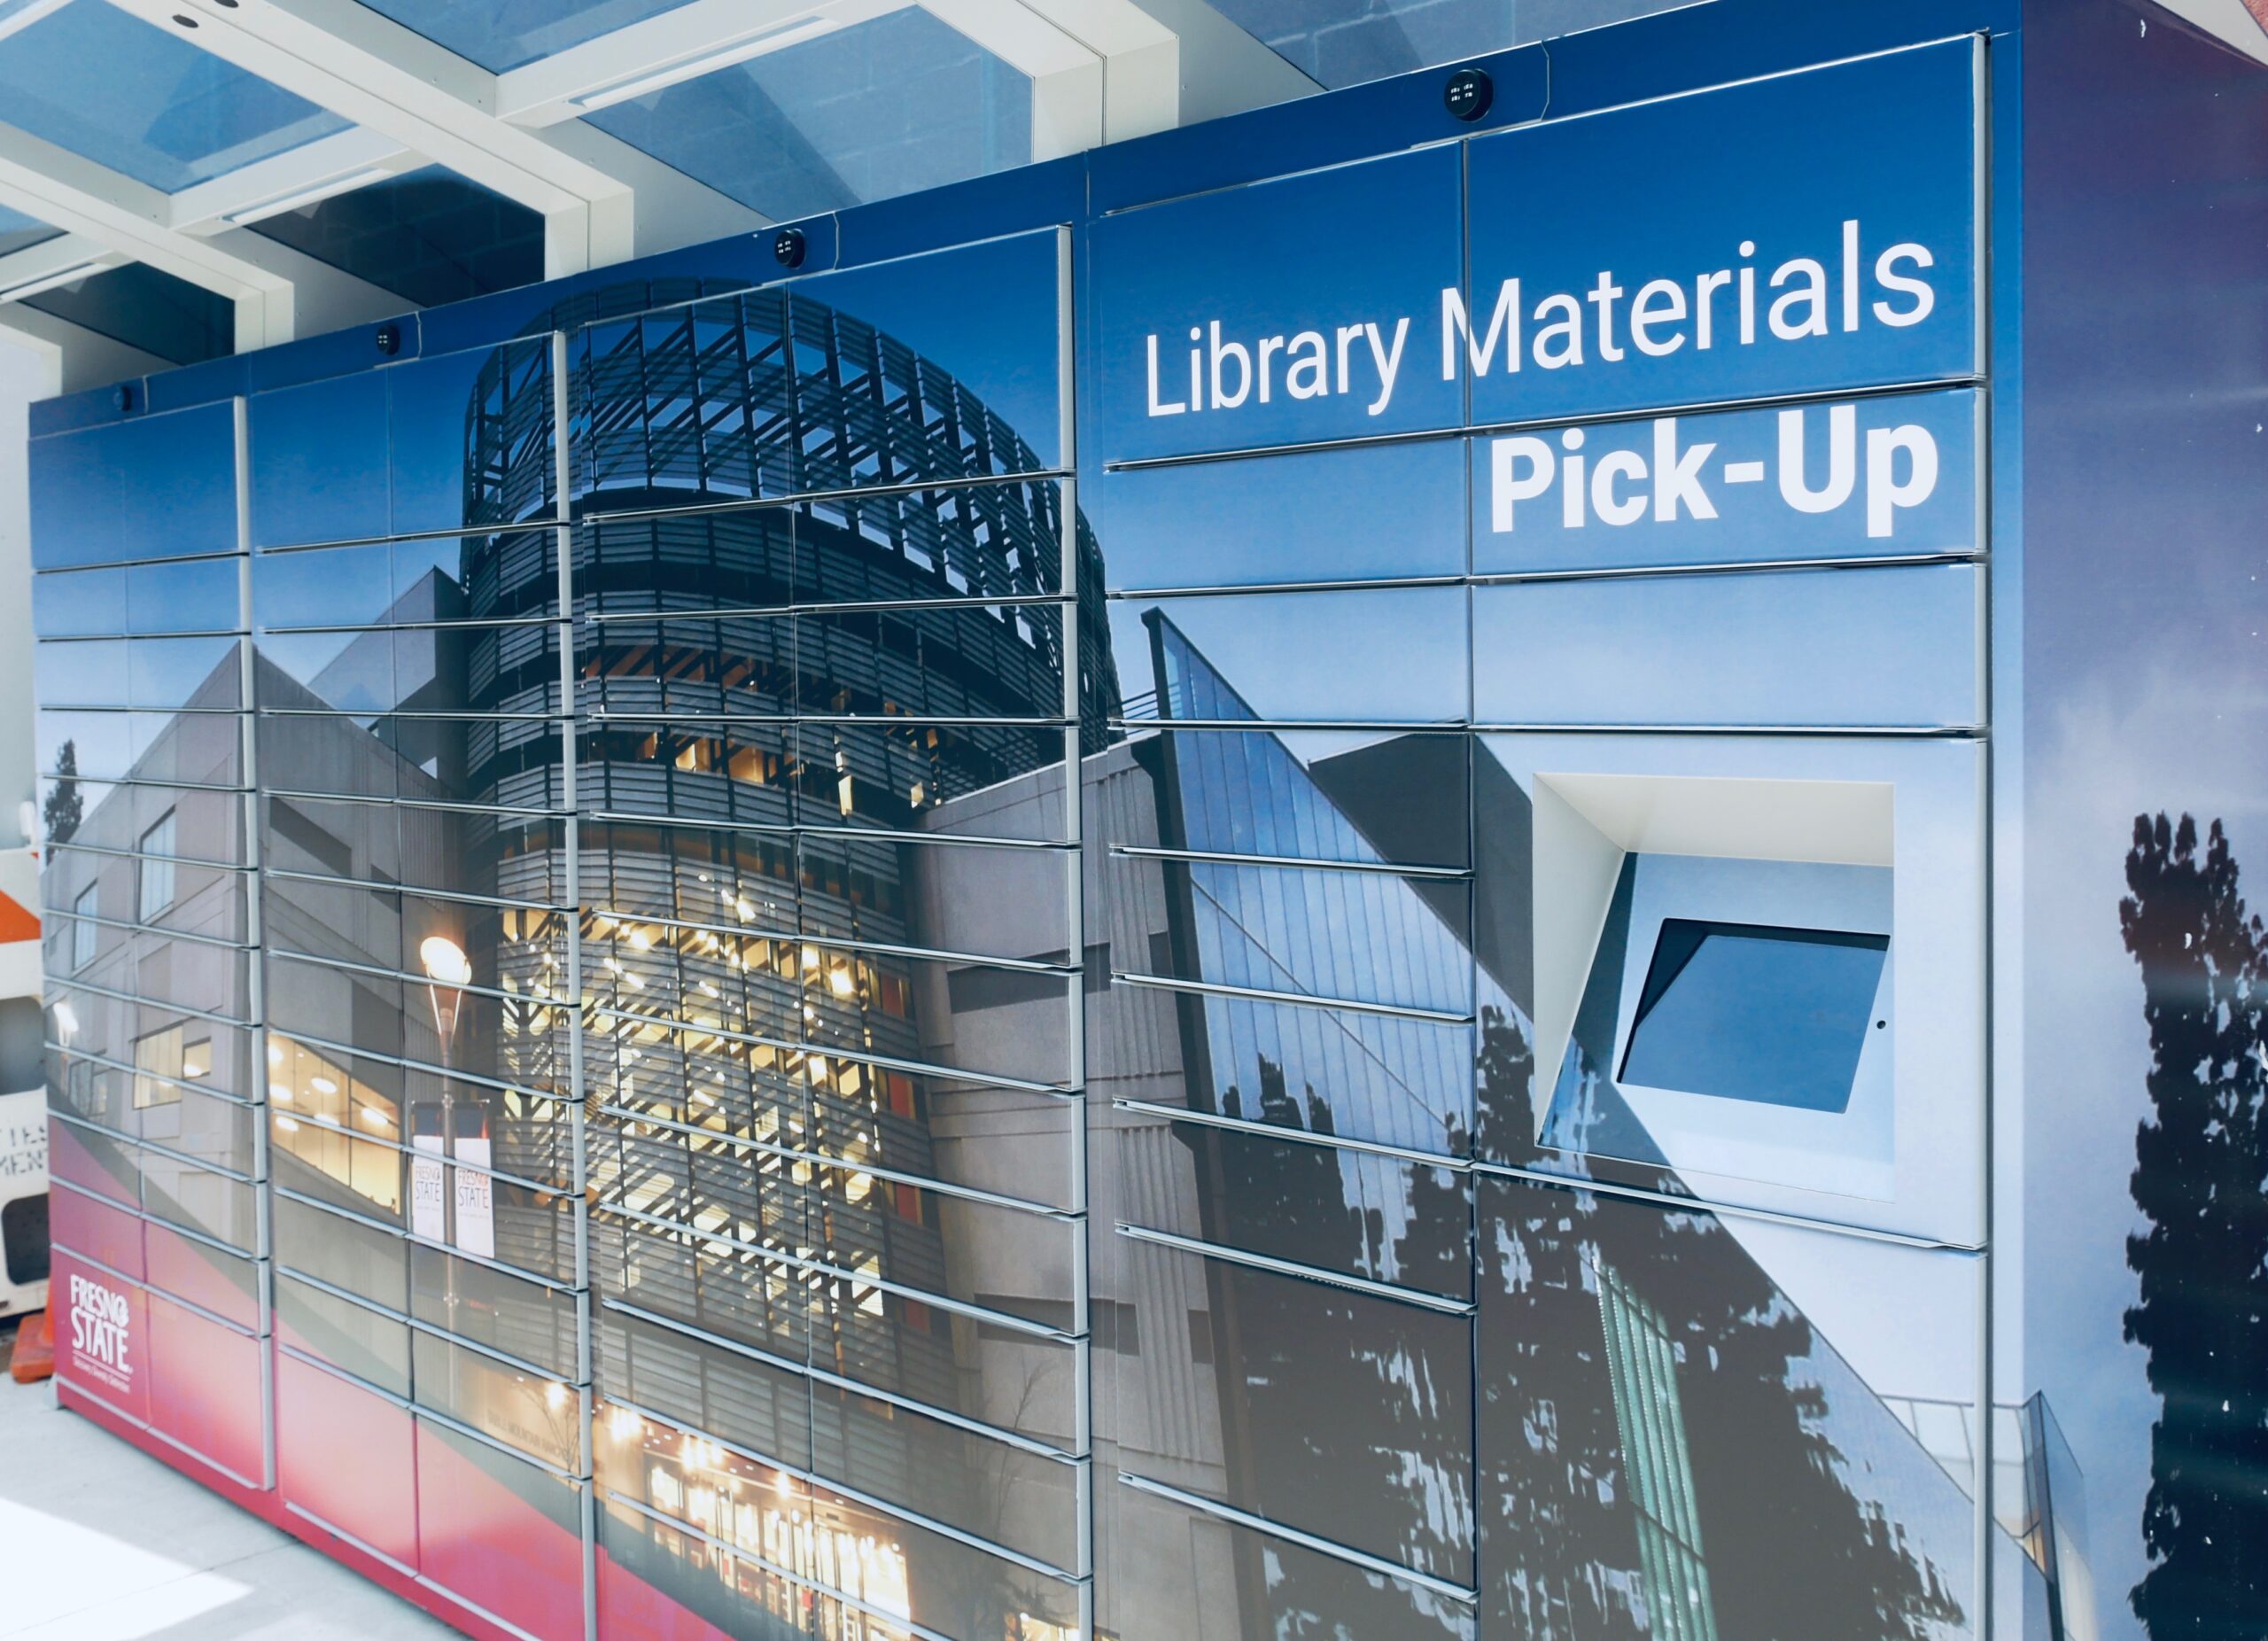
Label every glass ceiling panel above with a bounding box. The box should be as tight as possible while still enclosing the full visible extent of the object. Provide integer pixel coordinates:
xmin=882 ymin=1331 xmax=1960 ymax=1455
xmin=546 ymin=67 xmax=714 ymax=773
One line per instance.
xmin=1209 ymin=0 xmax=1709 ymax=89
xmin=0 ymin=202 xmax=59 ymax=260
xmin=0 ymin=0 xmax=349 ymax=192
xmin=353 ymin=0 xmax=700 ymax=74
xmin=583 ymin=6 xmax=1029 ymax=222
xmin=248 ymin=167 xmax=543 ymax=309
xmin=21 ymin=261 xmax=233 ymax=365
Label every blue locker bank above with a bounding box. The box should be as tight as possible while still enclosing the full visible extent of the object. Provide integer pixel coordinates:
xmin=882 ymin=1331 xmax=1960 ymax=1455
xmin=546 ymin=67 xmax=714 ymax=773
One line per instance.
xmin=23 ymin=0 xmax=2266 ymax=1637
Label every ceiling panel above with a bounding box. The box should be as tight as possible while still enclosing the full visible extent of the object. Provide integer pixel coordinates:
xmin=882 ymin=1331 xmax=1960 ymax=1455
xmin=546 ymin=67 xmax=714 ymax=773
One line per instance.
xmin=1206 ymin=0 xmax=1713 ymax=89
xmin=246 ymin=166 xmax=543 ymax=308
xmin=19 ymin=261 xmax=232 ymax=363
xmin=0 ymin=0 xmax=349 ymax=191
xmin=353 ymin=0 xmax=703 ymax=74
xmin=579 ymin=6 xmax=1029 ymax=221
xmin=0 ymin=201 xmax=60 ymax=260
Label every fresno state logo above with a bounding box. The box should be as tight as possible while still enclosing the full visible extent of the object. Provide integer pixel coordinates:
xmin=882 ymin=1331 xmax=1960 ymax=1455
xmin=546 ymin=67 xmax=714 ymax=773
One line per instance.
xmin=66 ymin=1272 xmax=133 ymax=1391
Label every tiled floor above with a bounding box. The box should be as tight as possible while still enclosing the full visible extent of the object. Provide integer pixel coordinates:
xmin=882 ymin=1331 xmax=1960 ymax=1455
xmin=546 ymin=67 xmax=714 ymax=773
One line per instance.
xmin=0 ymin=1319 xmax=457 ymax=1640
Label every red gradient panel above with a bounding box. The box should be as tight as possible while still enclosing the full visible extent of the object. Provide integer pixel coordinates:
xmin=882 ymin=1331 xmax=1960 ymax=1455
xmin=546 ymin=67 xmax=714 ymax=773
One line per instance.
xmin=147 ymin=1295 xmax=265 ymax=1484
xmin=596 ymin=1547 xmax=748 ymax=1641
xmin=49 ymin=1186 xmax=144 ymax=1279
xmin=48 ymin=1119 xmax=136 ymax=1207
xmin=277 ymin=1350 xmax=421 ymax=1570
xmin=144 ymin=1222 xmax=260 ymax=1332
xmin=50 ymin=1250 xmax=149 ymax=1423
xmin=58 ymin=1381 xmax=541 ymax=1641
xmin=415 ymin=1420 xmax=586 ymax=1641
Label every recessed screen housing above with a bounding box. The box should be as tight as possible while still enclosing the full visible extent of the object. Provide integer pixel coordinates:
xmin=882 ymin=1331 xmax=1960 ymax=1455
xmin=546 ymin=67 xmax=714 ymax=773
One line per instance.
xmin=1619 ymin=918 xmax=1890 ymax=1113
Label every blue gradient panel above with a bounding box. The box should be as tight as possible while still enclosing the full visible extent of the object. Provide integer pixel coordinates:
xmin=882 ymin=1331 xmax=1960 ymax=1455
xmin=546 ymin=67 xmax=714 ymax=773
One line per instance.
xmin=1100 ymin=436 xmax=1465 ymax=589
xmin=247 ymin=340 xmax=550 ymax=548
xmin=247 ymin=372 xmax=389 ymax=548
xmin=31 ymin=558 xmax=242 ymax=637
xmin=1116 ymin=584 xmax=1469 ymax=724
xmin=1620 ymin=920 xmax=1888 ymax=1111
xmin=1091 ymin=144 xmax=1464 ymax=462
xmin=29 ymin=404 xmax=237 ymax=569
xmin=388 ymin=342 xmax=550 ymax=535
xmin=1464 ymin=38 xmax=1980 ymax=424
xmin=1475 ymin=386 xmax=1979 ymax=572
xmin=1473 ymin=562 xmax=1980 ymax=727
xmin=791 ymin=232 xmax=1063 ymax=470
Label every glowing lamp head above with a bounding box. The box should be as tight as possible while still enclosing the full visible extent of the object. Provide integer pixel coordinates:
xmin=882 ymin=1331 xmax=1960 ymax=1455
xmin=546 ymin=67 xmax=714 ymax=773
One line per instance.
xmin=419 ymin=936 xmax=472 ymax=987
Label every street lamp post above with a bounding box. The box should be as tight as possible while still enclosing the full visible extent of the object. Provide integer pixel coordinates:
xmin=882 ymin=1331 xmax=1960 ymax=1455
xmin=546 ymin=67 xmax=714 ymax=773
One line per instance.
xmin=419 ymin=931 xmax=472 ymax=1275
xmin=418 ymin=934 xmax=474 ymax=1438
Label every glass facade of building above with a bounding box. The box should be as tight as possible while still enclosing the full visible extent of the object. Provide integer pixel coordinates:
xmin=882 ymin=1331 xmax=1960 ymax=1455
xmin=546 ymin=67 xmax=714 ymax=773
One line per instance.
xmin=23 ymin=4 xmax=2268 ymax=1640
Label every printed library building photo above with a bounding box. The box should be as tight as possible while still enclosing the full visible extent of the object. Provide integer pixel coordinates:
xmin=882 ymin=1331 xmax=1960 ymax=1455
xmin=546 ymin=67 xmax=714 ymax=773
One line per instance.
xmin=3 ymin=1 xmax=2264 ymax=1639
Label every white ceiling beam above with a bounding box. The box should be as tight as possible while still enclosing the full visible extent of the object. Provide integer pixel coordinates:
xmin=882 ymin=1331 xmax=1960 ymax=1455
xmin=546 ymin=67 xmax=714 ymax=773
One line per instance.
xmin=1115 ymin=0 xmax=1320 ymax=125
xmin=0 ymin=235 xmax=126 ymax=301
xmin=496 ymin=0 xmax=899 ymax=128
xmin=0 ymin=0 xmax=74 ymax=48
xmin=104 ymin=0 xmax=607 ymax=214
xmin=0 ymin=122 xmax=286 ymax=297
xmin=0 ymin=123 xmax=406 ymax=346
xmin=167 ymin=126 xmax=417 ymax=235
xmin=917 ymin=0 xmax=1143 ymax=159
xmin=0 ymin=301 xmax=170 ymax=394
xmin=109 ymin=0 xmax=763 ymax=269
xmin=919 ymin=0 xmax=1317 ymax=165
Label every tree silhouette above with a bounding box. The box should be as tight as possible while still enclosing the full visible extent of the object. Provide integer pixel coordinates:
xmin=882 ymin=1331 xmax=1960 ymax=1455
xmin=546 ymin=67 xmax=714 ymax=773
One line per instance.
xmin=2119 ymin=813 xmax=2268 ymax=1638
xmin=42 ymin=738 xmax=82 ymax=844
xmin=1186 ymin=1062 xmax=1476 ymax=1637
xmin=1184 ymin=1010 xmax=1969 ymax=1641
xmin=1474 ymin=1003 xmax=1968 ymax=1641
